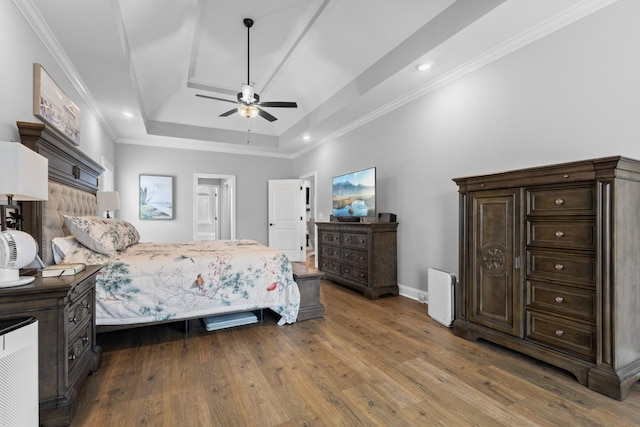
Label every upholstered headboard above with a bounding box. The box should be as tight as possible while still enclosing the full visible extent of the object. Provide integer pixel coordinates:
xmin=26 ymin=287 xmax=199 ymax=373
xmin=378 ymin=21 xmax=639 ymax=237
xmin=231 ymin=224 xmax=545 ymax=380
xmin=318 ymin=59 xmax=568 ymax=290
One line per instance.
xmin=41 ymin=182 xmax=98 ymax=265
xmin=17 ymin=121 xmax=104 ymax=265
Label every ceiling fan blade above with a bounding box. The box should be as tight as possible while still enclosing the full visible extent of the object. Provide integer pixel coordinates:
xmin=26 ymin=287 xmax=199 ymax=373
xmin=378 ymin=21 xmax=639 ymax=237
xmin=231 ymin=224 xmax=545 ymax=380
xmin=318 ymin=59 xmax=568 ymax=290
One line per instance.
xmin=256 ymin=101 xmax=297 ymax=108
xmin=257 ymin=108 xmax=277 ymax=122
xmin=219 ymin=108 xmax=237 ymax=117
xmin=196 ymin=94 xmax=237 ymax=104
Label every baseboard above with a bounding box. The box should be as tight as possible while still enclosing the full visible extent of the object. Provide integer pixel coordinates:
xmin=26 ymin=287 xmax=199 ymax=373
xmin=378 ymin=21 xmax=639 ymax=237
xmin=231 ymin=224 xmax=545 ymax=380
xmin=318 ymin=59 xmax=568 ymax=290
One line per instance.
xmin=398 ymin=284 xmax=428 ymax=304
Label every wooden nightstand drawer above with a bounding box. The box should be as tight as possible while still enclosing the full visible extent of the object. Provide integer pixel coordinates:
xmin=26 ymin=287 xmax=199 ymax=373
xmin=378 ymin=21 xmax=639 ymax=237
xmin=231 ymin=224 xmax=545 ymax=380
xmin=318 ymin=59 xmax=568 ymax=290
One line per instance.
xmin=526 ymin=311 xmax=596 ymax=360
xmin=527 ymin=220 xmax=596 ymax=250
xmin=527 ymin=186 xmax=596 ymax=216
xmin=67 ymin=288 xmax=93 ymax=335
xmin=527 ymin=249 xmax=595 ymax=286
xmin=68 ymin=321 xmax=92 ymax=379
xmin=527 ymin=280 xmax=595 ymax=321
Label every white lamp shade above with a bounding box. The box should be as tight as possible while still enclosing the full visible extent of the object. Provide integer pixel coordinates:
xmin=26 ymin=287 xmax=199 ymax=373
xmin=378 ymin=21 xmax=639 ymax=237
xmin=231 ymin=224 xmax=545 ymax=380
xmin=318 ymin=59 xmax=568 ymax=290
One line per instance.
xmin=97 ymin=191 xmax=120 ymax=213
xmin=0 ymin=142 xmax=49 ymax=202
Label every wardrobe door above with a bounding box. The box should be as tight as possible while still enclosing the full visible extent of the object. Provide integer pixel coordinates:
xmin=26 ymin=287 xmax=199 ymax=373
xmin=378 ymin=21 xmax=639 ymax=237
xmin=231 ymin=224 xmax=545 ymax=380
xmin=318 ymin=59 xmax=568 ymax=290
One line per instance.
xmin=468 ymin=189 xmax=522 ymax=336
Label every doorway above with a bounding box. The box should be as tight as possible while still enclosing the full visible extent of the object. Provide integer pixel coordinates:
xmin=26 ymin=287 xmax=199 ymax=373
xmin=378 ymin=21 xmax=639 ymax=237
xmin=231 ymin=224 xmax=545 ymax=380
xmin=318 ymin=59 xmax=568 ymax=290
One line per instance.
xmin=193 ymin=173 xmax=236 ymax=241
xmin=300 ymin=171 xmax=317 ymax=267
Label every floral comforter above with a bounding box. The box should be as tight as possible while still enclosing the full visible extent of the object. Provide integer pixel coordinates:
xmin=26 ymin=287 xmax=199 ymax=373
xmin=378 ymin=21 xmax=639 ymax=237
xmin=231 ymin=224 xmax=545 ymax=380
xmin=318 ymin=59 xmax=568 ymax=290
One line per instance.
xmin=61 ymin=239 xmax=300 ymax=326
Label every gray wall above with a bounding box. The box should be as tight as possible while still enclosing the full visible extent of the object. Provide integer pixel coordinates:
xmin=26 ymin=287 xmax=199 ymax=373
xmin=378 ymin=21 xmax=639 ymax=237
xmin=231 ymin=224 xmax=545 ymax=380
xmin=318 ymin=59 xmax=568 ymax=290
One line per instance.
xmin=293 ymin=0 xmax=640 ymax=295
xmin=0 ymin=2 xmax=115 ymax=168
xmin=115 ymin=144 xmax=294 ymax=245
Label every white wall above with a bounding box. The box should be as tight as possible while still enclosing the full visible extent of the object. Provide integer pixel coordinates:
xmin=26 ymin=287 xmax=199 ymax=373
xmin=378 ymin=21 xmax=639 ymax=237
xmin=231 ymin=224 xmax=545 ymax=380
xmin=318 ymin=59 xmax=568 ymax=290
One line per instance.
xmin=0 ymin=2 xmax=115 ymax=166
xmin=115 ymin=144 xmax=294 ymax=245
xmin=293 ymin=0 xmax=640 ymax=295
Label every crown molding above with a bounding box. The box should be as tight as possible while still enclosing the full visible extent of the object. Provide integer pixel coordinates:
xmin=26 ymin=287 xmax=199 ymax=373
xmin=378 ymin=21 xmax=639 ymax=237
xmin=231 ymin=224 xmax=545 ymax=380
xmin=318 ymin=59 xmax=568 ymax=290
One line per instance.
xmin=292 ymin=0 xmax=619 ymax=159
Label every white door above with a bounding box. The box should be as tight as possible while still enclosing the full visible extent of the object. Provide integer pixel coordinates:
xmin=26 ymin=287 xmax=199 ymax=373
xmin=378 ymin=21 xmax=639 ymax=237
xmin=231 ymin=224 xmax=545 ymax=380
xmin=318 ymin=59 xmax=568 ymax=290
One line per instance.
xmin=268 ymin=179 xmax=305 ymax=262
xmin=196 ymin=184 xmax=220 ymax=241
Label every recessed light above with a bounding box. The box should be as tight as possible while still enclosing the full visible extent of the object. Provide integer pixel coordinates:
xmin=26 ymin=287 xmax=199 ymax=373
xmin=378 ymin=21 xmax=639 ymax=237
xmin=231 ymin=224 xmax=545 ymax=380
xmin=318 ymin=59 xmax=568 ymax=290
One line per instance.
xmin=303 ymin=135 xmax=311 ymax=141
xmin=417 ymin=63 xmax=432 ymax=72
xmin=122 ymin=112 xmax=134 ymax=118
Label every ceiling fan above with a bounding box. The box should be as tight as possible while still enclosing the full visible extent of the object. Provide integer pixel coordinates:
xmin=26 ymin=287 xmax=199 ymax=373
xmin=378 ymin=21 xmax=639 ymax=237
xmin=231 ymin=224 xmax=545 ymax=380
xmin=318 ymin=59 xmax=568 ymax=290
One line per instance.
xmin=196 ymin=18 xmax=297 ymax=122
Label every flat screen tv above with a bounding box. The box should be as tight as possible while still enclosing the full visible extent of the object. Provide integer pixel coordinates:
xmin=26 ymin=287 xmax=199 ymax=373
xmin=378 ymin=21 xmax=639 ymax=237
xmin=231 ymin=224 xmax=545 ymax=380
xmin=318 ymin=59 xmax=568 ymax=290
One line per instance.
xmin=332 ymin=167 xmax=376 ymax=218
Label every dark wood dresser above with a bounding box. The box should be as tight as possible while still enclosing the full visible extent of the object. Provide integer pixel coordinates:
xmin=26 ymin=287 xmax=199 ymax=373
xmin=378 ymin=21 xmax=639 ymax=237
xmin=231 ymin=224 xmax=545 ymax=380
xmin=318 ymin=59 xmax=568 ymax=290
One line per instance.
xmin=453 ymin=156 xmax=640 ymax=400
xmin=0 ymin=265 xmax=102 ymax=426
xmin=316 ymin=221 xmax=398 ymax=299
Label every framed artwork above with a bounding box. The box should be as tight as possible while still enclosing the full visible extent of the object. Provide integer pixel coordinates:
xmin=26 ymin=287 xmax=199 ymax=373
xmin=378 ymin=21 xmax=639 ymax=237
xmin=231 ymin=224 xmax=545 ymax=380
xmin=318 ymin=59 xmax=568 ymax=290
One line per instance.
xmin=33 ymin=63 xmax=81 ymax=146
xmin=139 ymin=175 xmax=174 ymax=220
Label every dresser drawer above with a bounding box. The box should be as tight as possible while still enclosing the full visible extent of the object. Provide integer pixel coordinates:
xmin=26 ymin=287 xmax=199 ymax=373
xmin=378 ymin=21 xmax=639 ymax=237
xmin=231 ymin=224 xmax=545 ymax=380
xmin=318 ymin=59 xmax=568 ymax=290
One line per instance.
xmin=342 ymin=264 xmax=368 ymax=284
xmin=527 ymin=280 xmax=595 ymax=321
xmin=527 ymin=220 xmax=596 ymax=250
xmin=319 ymin=231 xmax=341 ymax=245
xmin=342 ymin=248 xmax=368 ymax=267
xmin=319 ymin=259 xmax=341 ymax=276
xmin=527 ymin=186 xmax=596 ymax=216
xmin=342 ymin=232 xmax=369 ymax=250
xmin=526 ymin=311 xmax=596 ymax=360
xmin=527 ymin=250 xmax=595 ymax=286
xmin=319 ymin=244 xmax=341 ymax=261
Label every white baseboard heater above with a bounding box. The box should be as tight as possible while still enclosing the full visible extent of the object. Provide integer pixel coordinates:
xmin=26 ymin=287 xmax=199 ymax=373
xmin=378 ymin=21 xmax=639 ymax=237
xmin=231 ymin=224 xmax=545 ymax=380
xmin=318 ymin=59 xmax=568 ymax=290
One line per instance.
xmin=427 ymin=268 xmax=456 ymax=327
xmin=0 ymin=317 xmax=39 ymax=426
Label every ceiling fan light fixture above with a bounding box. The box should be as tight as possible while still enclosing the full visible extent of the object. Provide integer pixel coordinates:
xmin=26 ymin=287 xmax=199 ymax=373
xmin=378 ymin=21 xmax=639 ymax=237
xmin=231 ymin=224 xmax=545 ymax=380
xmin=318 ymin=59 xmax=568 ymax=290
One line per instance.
xmin=238 ymin=105 xmax=259 ymax=118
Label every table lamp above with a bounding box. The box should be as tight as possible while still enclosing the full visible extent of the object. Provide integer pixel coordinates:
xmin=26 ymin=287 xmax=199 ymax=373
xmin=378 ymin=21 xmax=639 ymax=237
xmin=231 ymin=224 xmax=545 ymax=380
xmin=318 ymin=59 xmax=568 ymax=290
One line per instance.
xmin=97 ymin=191 xmax=120 ymax=218
xmin=0 ymin=141 xmax=48 ymax=231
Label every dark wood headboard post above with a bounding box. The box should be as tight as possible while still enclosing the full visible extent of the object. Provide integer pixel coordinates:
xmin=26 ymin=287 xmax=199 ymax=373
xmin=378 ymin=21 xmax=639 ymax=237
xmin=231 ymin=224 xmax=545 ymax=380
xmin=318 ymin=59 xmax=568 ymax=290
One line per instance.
xmin=16 ymin=121 xmax=104 ymax=258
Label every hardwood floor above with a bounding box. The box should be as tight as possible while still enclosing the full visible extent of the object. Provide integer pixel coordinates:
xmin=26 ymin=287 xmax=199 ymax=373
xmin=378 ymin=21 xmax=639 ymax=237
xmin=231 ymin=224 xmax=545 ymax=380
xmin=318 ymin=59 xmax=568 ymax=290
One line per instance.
xmin=71 ymin=280 xmax=640 ymax=426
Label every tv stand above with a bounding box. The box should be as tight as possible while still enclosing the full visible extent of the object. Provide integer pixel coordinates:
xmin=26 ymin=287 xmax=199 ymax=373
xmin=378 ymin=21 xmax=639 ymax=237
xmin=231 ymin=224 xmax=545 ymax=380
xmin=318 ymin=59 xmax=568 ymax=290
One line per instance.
xmin=317 ymin=222 xmax=398 ymax=299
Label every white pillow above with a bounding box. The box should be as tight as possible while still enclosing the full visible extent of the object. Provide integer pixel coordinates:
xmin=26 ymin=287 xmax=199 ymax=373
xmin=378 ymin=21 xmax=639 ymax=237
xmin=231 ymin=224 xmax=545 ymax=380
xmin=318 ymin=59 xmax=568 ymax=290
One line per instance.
xmin=52 ymin=236 xmax=79 ymax=264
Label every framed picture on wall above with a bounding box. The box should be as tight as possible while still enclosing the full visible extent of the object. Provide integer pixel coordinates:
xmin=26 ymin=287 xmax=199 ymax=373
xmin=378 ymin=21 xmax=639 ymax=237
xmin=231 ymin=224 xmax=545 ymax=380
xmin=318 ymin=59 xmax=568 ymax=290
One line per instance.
xmin=139 ymin=174 xmax=174 ymax=220
xmin=33 ymin=63 xmax=81 ymax=146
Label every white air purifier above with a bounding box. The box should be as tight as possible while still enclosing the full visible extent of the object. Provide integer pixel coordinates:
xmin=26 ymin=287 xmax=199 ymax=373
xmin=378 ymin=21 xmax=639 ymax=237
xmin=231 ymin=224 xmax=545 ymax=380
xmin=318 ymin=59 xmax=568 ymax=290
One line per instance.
xmin=427 ymin=268 xmax=456 ymax=327
xmin=0 ymin=317 xmax=39 ymax=426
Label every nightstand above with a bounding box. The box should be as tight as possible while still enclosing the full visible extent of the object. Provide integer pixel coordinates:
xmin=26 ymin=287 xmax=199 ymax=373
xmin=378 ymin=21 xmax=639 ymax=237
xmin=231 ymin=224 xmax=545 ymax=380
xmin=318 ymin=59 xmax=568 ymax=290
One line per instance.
xmin=0 ymin=265 xmax=102 ymax=426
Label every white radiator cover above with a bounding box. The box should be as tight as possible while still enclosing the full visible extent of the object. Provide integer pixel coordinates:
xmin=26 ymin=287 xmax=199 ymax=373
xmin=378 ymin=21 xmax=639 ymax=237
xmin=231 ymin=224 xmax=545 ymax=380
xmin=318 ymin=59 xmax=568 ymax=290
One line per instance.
xmin=427 ymin=268 xmax=456 ymax=327
xmin=0 ymin=318 xmax=39 ymax=427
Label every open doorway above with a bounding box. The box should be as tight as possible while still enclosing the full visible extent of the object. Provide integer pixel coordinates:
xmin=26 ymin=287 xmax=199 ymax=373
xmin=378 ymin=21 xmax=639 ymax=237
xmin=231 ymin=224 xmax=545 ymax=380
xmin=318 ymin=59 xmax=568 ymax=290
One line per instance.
xmin=300 ymin=171 xmax=317 ymax=267
xmin=193 ymin=173 xmax=236 ymax=241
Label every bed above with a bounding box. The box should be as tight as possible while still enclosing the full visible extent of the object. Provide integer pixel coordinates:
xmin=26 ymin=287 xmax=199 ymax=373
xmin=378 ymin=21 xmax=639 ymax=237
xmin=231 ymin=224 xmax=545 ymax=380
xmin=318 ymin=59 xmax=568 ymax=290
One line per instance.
xmin=18 ymin=121 xmax=300 ymax=331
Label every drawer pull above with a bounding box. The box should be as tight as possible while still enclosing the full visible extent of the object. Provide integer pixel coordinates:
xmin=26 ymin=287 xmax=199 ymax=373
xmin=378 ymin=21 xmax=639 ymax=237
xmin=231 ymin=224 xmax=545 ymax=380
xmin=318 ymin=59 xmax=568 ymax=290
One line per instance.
xmin=555 ymin=264 xmax=564 ymax=271
xmin=555 ymin=231 xmax=564 ymax=238
xmin=69 ymin=353 xmax=76 ymax=361
xmin=344 ymin=253 xmax=350 ymax=258
xmin=69 ymin=316 xmax=78 ymax=324
xmin=554 ymin=296 xmax=564 ymax=303
xmin=82 ymin=336 xmax=89 ymax=343
xmin=555 ymin=329 xmax=564 ymax=337
xmin=555 ymin=198 xmax=564 ymax=205
xmin=82 ymin=303 xmax=90 ymax=310
xmin=563 ymin=174 xmax=569 ymax=178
